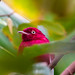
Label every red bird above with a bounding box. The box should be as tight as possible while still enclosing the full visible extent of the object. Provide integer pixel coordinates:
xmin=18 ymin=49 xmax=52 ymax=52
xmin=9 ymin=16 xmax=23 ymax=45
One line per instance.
xmin=18 ymin=27 xmax=55 ymax=65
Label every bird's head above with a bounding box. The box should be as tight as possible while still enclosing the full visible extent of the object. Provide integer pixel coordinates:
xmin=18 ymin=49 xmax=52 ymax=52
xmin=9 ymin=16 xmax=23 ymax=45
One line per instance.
xmin=18 ymin=27 xmax=49 ymax=43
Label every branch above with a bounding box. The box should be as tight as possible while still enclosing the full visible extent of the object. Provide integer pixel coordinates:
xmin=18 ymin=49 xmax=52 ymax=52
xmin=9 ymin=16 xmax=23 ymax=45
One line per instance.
xmin=61 ymin=61 xmax=75 ymax=75
xmin=49 ymin=54 xmax=64 ymax=69
xmin=0 ymin=12 xmax=14 ymax=17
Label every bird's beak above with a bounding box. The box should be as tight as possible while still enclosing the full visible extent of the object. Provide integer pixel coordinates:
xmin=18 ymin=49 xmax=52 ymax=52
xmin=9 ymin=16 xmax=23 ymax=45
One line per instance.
xmin=18 ymin=31 xmax=30 ymax=35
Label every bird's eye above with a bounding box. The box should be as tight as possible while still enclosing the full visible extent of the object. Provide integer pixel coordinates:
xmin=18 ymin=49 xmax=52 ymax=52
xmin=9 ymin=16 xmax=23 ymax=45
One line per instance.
xmin=31 ymin=30 xmax=36 ymax=34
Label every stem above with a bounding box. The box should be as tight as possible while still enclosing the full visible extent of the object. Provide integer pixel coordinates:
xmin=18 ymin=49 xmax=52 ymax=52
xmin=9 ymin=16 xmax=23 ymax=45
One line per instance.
xmin=0 ymin=1 xmax=30 ymax=26
xmin=49 ymin=54 xmax=64 ymax=69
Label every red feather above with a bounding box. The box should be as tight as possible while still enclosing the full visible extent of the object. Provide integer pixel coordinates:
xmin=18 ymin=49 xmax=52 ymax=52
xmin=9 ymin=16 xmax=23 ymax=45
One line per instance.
xmin=18 ymin=27 xmax=55 ymax=65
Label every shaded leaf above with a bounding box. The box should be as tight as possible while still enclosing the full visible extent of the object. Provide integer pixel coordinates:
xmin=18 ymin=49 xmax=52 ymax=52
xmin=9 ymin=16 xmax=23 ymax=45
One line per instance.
xmin=23 ymin=41 xmax=75 ymax=59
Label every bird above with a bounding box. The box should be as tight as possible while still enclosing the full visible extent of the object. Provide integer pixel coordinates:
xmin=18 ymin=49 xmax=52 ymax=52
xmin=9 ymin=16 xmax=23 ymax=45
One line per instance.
xmin=18 ymin=27 xmax=55 ymax=65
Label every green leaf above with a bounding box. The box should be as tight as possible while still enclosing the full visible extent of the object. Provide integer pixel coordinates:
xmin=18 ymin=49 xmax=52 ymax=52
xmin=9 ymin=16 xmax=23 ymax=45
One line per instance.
xmin=2 ymin=26 xmax=12 ymax=40
xmin=23 ymin=41 xmax=75 ymax=59
xmin=18 ymin=23 xmax=37 ymax=31
xmin=0 ymin=32 xmax=17 ymax=56
xmin=0 ymin=54 xmax=33 ymax=75
xmin=2 ymin=26 xmax=21 ymax=49
xmin=12 ymin=27 xmax=22 ymax=49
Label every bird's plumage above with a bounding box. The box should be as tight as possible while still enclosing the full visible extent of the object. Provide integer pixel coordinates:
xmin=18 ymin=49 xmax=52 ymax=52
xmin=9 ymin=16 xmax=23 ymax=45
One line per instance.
xmin=18 ymin=27 xmax=55 ymax=65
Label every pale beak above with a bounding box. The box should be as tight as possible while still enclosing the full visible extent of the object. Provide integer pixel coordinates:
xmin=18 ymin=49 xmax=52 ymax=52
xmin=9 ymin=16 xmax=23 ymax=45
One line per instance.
xmin=18 ymin=31 xmax=30 ymax=35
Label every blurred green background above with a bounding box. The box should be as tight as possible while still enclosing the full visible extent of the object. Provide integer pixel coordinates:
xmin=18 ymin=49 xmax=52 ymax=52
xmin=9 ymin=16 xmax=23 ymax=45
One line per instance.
xmin=3 ymin=0 xmax=75 ymax=36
